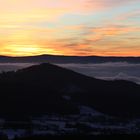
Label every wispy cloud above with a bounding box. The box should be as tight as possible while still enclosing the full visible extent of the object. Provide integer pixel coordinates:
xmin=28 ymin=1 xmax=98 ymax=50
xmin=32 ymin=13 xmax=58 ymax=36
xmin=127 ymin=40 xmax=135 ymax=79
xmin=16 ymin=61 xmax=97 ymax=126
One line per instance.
xmin=0 ymin=0 xmax=140 ymax=56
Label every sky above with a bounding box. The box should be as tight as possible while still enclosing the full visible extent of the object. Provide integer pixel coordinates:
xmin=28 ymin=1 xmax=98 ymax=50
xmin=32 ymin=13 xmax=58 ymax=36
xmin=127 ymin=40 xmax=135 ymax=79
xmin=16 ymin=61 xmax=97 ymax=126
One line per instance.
xmin=0 ymin=0 xmax=140 ymax=56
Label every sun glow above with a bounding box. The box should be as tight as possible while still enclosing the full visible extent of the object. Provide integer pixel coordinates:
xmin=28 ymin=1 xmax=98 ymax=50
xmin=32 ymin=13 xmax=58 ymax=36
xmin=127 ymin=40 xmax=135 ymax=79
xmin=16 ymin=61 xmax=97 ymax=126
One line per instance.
xmin=9 ymin=45 xmax=39 ymax=51
xmin=0 ymin=44 xmax=61 ymax=57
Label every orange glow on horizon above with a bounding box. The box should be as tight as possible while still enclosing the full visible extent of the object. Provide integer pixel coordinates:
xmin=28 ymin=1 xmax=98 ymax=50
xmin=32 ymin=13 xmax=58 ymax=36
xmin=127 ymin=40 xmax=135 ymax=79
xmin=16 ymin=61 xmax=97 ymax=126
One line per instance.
xmin=0 ymin=44 xmax=140 ymax=57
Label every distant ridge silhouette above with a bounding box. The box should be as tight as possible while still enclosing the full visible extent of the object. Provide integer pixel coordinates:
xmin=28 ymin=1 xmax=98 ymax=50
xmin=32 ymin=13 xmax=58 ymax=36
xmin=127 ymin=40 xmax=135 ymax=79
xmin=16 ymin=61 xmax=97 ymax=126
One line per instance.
xmin=0 ymin=63 xmax=140 ymax=118
xmin=0 ymin=54 xmax=140 ymax=63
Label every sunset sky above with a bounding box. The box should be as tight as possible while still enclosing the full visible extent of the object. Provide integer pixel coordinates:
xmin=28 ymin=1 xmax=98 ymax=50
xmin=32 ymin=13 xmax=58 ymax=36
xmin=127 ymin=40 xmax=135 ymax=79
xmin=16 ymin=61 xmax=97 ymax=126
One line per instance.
xmin=0 ymin=0 xmax=140 ymax=56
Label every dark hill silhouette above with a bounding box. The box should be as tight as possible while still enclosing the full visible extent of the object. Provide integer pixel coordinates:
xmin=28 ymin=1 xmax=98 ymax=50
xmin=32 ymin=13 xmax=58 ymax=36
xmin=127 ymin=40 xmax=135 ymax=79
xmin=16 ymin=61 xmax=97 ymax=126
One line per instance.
xmin=0 ymin=63 xmax=140 ymax=118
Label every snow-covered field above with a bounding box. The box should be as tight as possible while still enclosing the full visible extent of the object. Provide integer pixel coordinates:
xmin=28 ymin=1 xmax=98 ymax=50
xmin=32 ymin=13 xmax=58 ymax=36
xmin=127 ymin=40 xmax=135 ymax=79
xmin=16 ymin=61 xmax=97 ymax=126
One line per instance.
xmin=1 ymin=106 xmax=140 ymax=139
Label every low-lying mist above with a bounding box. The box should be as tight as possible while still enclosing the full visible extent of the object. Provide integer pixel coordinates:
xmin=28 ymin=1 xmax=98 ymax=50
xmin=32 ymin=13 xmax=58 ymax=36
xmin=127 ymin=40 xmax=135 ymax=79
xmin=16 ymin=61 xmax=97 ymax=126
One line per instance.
xmin=58 ymin=62 xmax=140 ymax=84
xmin=0 ymin=62 xmax=140 ymax=84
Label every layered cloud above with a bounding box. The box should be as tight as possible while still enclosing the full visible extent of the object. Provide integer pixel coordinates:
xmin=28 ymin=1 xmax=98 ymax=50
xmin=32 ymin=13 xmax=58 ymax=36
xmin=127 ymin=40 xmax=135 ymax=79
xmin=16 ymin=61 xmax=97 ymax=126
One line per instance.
xmin=0 ymin=0 xmax=140 ymax=56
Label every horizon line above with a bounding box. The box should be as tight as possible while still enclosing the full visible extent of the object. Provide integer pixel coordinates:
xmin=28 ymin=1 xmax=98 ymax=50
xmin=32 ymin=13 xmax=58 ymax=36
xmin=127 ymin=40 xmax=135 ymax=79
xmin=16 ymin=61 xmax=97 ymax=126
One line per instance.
xmin=0 ymin=54 xmax=140 ymax=58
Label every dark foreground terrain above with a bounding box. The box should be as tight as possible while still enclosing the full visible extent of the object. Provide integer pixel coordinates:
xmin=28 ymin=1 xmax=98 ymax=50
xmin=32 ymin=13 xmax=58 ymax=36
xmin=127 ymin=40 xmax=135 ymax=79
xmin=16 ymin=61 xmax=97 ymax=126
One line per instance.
xmin=0 ymin=63 xmax=140 ymax=118
xmin=0 ymin=63 xmax=140 ymax=139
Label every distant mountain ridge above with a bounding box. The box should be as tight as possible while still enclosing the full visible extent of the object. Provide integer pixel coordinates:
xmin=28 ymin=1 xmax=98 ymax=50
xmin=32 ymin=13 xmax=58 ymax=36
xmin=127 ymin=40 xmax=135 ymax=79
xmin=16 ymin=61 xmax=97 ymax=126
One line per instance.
xmin=0 ymin=54 xmax=140 ymax=63
xmin=0 ymin=63 xmax=140 ymax=118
